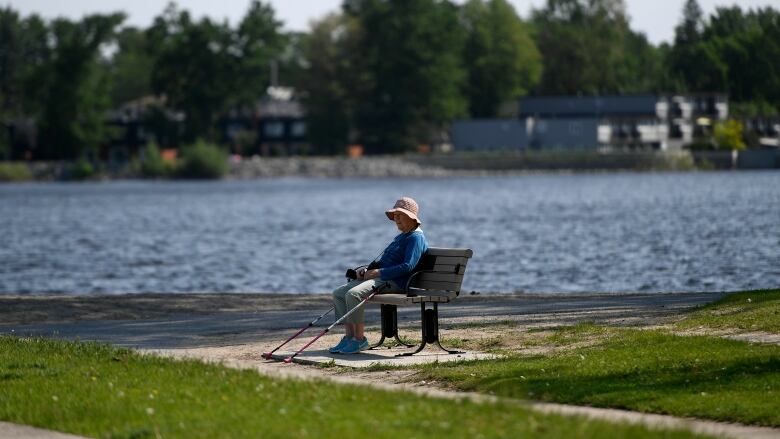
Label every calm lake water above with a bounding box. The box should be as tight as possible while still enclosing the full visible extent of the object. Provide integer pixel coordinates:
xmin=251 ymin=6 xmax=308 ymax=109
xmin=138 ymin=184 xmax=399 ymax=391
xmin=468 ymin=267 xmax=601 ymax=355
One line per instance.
xmin=1 ymin=172 xmax=779 ymax=295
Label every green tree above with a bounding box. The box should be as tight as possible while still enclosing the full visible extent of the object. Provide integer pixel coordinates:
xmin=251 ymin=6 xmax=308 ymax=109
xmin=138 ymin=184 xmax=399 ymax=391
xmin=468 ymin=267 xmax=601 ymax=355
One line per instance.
xmin=344 ymin=0 xmax=467 ymax=153
xmin=298 ymin=13 xmax=359 ymax=154
xmin=713 ymin=119 xmax=746 ymax=150
xmin=667 ymin=0 xmax=727 ymax=92
xmin=0 ymin=9 xmax=51 ymax=158
xmin=234 ymin=1 xmax=285 ymax=105
xmin=707 ymin=7 xmax=780 ymax=109
xmin=532 ymin=0 xmax=663 ymax=95
xmin=147 ymin=2 xmax=284 ymax=142
xmin=37 ymin=14 xmax=125 ymax=160
xmin=676 ymin=0 xmax=704 ymax=46
xmin=108 ymin=27 xmax=153 ymax=106
xmin=147 ymin=5 xmax=237 ymax=142
xmin=460 ymin=0 xmax=541 ymax=117
xmin=667 ymin=4 xmax=780 ymax=112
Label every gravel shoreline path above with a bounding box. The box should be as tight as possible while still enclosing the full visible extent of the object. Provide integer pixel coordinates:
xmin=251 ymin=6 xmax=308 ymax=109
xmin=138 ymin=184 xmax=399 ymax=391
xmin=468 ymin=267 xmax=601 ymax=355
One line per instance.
xmin=1 ymin=291 xmax=726 ymax=348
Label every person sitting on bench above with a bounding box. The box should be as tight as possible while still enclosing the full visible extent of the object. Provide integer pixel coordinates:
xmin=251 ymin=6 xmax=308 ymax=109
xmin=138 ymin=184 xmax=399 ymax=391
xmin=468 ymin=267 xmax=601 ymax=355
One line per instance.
xmin=330 ymin=196 xmax=428 ymax=354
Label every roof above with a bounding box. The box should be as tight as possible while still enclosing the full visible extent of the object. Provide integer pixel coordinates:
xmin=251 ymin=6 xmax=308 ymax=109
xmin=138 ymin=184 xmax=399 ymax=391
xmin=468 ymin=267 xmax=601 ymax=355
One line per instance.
xmin=519 ymin=95 xmax=661 ymax=117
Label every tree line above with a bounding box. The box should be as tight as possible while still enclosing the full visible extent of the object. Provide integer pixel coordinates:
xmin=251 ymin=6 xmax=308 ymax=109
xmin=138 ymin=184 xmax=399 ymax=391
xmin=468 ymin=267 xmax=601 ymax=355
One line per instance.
xmin=1 ymin=0 xmax=778 ymax=159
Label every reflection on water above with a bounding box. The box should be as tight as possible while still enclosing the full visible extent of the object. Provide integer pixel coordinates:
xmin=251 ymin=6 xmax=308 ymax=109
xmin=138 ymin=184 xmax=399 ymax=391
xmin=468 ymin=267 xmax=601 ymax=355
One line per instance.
xmin=1 ymin=172 xmax=779 ymax=295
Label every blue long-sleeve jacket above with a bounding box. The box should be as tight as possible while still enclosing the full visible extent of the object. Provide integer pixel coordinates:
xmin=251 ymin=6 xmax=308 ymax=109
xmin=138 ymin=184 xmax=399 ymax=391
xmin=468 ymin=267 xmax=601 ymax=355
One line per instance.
xmin=377 ymin=228 xmax=428 ymax=289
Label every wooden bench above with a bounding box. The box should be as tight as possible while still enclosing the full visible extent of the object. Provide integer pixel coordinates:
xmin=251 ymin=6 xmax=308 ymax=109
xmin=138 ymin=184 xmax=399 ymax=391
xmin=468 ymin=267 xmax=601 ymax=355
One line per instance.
xmin=368 ymin=247 xmax=474 ymax=356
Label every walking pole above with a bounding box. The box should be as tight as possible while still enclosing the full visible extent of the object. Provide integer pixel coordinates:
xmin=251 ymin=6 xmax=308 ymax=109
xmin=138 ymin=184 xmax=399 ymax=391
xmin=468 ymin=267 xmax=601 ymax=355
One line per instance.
xmin=283 ymin=284 xmax=389 ymax=364
xmin=261 ymin=306 xmax=335 ymax=360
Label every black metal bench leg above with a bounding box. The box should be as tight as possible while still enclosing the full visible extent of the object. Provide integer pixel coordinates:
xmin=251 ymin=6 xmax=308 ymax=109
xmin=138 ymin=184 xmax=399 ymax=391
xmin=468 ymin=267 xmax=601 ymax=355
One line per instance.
xmin=397 ymin=303 xmax=428 ymax=356
xmin=370 ymin=334 xmax=386 ymax=349
xmin=370 ymin=304 xmax=414 ymax=349
xmin=397 ymin=302 xmax=463 ymax=357
xmin=430 ymin=302 xmax=464 ymax=354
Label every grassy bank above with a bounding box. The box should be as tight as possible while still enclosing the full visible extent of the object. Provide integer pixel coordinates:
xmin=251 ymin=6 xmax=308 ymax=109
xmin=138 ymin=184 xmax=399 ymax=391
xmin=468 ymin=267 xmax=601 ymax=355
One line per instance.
xmin=675 ymin=289 xmax=780 ymax=333
xmin=0 ymin=337 xmax=707 ymax=439
xmin=0 ymin=162 xmax=33 ymax=182
xmin=413 ymin=290 xmax=780 ymax=427
xmin=416 ymin=326 xmax=780 ymax=426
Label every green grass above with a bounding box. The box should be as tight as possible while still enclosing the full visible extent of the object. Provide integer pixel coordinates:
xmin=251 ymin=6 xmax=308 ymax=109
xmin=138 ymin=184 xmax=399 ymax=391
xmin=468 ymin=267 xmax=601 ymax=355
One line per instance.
xmin=676 ymin=289 xmax=780 ymax=333
xmin=0 ymin=336 xmax=709 ymax=439
xmin=415 ymin=326 xmax=780 ymax=427
xmin=0 ymin=162 xmax=33 ymax=182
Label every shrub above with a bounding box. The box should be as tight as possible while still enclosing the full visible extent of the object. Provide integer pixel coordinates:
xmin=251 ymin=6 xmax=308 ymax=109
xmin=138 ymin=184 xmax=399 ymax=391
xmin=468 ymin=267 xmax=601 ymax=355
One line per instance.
xmin=140 ymin=142 xmax=172 ymax=178
xmin=176 ymin=140 xmax=229 ymax=179
xmin=714 ymin=120 xmax=746 ymax=151
xmin=68 ymin=159 xmax=97 ymax=181
xmin=0 ymin=162 xmax=33 ymax=182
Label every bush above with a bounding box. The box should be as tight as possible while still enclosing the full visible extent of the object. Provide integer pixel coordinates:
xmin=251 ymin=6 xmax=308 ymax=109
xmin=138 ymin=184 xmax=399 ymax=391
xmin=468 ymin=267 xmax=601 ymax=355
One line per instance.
xmin=140 ymin=142 xmax=173 ymax=178
xmin=68 ymin=159 xmax=97 ymax=180
xmin=0 ymin=162 xmax=33 ymax=182
xmin=714 ymin=120 xmax=746 ymax=151
xmin=176 ymin=140 xmax=229 ymax=179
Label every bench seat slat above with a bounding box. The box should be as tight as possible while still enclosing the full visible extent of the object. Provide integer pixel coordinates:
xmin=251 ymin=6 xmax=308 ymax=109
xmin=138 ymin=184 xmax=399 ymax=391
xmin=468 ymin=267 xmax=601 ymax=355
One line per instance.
xmin=370 ymin=291 xmax=457 ymax=305
xmin=411 ymin=279 xmax=462 ymax=292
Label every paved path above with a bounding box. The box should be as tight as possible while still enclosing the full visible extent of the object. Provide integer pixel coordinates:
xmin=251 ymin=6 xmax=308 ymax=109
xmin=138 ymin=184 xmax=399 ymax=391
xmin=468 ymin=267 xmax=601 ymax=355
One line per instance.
xmin=0 ymin=292 xmax=725 ymax=349
xmin=0 ymin=422 xmax=86 ymax=439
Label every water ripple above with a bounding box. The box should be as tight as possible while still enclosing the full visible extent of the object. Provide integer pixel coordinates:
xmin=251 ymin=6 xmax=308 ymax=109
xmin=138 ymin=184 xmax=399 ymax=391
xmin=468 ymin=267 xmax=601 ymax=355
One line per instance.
xmin=1 ymin=172 xmax=779 ymax=295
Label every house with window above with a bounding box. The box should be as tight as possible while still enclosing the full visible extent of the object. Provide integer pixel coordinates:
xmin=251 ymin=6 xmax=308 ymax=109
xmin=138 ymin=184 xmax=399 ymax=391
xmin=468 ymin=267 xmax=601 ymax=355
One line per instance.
xmin=519 ymin=95 xmax=673 ymax=150
xmin=104 ymin=96 xmax=185 ymax=163
xmin=450 ymin=94 xmax=729 ymax=151
xmin=219 ymin=86 xmax=308 ymax=156
xmin=449 ymin=119 xmax=527 ymax=151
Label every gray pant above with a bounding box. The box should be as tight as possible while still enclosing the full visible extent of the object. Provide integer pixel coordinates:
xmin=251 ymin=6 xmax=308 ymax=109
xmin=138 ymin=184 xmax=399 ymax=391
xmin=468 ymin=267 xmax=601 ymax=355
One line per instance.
xmin=332 ymin=279 xmax=397 ymax=325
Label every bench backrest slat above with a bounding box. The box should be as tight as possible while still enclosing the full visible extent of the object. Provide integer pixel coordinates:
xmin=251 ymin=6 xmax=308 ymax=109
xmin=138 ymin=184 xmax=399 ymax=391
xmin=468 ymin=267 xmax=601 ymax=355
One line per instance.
xmin=430 ymin=263 xmax=467 ymax=275
xmin=408 ymin=247 xmax=473 ymax=293
xmin=414 ymin=272 xmax=464 ymax=283
xmin=430 ymin=256 xmax=469 ymax=266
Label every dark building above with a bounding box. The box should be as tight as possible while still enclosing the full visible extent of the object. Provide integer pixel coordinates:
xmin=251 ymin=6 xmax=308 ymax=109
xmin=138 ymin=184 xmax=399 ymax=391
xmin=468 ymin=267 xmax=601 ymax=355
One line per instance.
xmin=220 ymin=90 xmax=308 ymax=156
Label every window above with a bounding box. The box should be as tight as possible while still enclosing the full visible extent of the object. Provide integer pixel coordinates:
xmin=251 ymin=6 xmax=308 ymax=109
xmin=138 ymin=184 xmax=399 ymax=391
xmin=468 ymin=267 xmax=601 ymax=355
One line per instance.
xmin=290 ymin=121 xmax=306 ymax=138
xmin=264 ymin=121 xmax=284 ymax=138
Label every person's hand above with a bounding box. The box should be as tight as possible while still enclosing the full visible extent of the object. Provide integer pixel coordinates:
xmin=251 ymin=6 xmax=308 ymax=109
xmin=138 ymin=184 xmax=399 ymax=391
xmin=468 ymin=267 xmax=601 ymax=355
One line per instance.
xmin=363 ymin=269 xmax=380 ymax=280
xmin=357 ymin=267 xmax=367 ymax=280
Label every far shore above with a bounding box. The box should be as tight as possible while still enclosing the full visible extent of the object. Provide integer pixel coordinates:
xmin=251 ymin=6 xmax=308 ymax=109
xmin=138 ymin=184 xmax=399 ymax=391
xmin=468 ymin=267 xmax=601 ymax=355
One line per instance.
xmin=5 ymin=149 xmax=776 ymax=182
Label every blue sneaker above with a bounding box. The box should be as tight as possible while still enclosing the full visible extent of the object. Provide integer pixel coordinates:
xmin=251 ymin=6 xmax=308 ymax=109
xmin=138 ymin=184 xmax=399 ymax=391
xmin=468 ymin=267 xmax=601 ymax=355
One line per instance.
xmin=329 ymin=336 xmax=350 ymax=354
xmin=339 ymin=337 xmax=369 ymax=354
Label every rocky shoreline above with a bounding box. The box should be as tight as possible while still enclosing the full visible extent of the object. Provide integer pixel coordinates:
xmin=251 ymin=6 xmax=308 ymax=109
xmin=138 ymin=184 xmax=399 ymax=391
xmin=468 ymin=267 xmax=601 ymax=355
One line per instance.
xmin=6 ymin=150 xmax=752 ymax=182
xmin=229 ymin=155 xmax=460 ymax=179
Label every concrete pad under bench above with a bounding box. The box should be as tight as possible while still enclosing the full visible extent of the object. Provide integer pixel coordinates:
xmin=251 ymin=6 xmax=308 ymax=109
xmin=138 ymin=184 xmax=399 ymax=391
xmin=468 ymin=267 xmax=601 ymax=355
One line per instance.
xmin=269 ymin=348 xmax=498 ymax=368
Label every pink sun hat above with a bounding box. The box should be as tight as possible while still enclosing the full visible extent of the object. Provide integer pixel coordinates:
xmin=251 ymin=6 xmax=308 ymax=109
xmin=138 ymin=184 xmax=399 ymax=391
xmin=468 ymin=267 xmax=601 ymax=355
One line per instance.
xmin=385 ymin=197 xmax=421 ymax=224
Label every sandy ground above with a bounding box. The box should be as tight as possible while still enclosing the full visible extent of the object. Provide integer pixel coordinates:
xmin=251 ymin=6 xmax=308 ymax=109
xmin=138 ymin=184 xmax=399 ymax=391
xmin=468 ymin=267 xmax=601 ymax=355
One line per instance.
xmin=3 ymin=291 xmax=779 ymax=439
